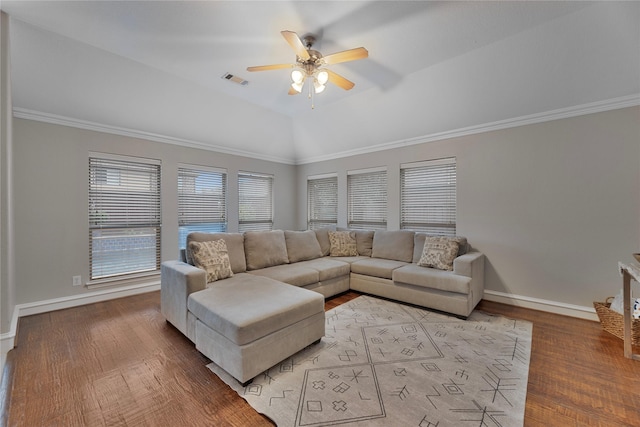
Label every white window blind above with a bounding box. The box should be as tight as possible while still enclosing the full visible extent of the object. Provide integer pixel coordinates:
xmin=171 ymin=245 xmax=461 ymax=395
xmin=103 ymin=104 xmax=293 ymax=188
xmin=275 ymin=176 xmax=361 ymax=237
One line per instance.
xmin=89 ymin=156 xmax=161 ymax=280
xmin=347 ymin=168 xmax=387 ymax=230
xmin=238 ymin=171 xmax=273 ymax=232
xmin=178 ymin=166 xmax=227 ymax=249
xmin=307 ymin=174 xmax=338 ymax=230
xmin=400 ymin=157 xmax=457 ymax=235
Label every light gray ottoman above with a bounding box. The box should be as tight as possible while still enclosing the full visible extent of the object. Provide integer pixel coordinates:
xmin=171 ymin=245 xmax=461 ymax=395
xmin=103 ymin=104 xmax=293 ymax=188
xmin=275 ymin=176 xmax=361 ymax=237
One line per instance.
xmin=188 ymin=273 xmax=325 ymax=385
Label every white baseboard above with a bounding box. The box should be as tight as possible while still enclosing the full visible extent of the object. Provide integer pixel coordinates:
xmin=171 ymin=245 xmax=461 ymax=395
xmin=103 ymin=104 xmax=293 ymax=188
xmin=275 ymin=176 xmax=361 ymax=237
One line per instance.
xmin=483 ymin=289 xmax=599 ymax=321
xmin=0 ymin=281 xmax=160 ymax=358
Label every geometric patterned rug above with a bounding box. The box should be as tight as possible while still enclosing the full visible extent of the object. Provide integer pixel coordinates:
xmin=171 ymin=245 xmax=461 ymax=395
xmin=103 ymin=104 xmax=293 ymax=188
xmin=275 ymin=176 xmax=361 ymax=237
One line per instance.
xmin=208 ymin=295 xmax=532 ymax=426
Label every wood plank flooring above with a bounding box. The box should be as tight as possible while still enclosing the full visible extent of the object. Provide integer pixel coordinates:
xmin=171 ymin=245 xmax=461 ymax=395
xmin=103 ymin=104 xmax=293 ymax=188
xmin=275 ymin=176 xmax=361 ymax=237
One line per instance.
xmin=2 ymin=291 xmax=639 ymax=426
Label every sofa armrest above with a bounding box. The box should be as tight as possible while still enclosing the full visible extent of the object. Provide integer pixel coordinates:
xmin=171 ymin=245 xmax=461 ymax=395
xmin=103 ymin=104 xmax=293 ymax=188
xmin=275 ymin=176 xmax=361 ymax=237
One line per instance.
xmin=161 ymin=260 xmax=207 ymax=339
xmin=453 ymin=251 xmax=484 ymax=278
xmin=453 ymin=251 xmax=485 ymax=311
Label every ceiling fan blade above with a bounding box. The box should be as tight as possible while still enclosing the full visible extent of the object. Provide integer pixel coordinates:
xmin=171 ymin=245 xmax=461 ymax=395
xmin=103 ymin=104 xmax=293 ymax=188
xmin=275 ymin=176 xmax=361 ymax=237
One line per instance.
xmin=322 ymin=47 xmax=368 ymax=65
xmin=326 ymin=69 xmax=355 ymax=91
xmin=288 ymin=87 xmax=300 ymax=96
xmin=281 ymin=30 xmax=310 ymax=61
xmin=247 ymin=63 xmax=292 ymax=72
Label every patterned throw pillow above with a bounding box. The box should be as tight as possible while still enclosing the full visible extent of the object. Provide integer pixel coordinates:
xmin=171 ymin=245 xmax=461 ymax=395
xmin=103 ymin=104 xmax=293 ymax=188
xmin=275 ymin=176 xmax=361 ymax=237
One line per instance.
xmin=188 ymin=239 xmax=234 ymax=283
xmin=418 ymin=236 xmax=460 ymax=271
xmin=328 ymin=231 xmax=358 ymax=257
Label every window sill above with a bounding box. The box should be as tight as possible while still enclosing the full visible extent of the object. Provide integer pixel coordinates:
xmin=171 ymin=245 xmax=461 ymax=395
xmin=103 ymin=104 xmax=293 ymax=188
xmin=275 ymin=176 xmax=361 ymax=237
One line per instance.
xmin=86 ymin=271 xmax=160 ymax=290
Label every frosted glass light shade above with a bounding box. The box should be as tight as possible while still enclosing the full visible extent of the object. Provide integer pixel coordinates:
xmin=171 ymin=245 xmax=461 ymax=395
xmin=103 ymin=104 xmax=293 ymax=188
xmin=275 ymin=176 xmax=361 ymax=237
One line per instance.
xmin=316 ymin=70 xmax=329 ymax=85
xmin=291 ymin=69 xmax=304 ymax=84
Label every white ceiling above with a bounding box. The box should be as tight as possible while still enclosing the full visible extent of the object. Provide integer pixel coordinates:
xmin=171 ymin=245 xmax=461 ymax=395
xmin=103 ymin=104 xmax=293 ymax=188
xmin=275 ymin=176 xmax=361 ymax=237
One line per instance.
xmin=2 ymin=1 xmax=639 ymax=164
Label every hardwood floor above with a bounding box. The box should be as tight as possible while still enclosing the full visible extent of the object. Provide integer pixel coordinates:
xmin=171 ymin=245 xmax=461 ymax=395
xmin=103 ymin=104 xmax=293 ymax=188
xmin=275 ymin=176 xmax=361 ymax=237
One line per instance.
xmin=2 ymin=291 xmax=639 ymax=426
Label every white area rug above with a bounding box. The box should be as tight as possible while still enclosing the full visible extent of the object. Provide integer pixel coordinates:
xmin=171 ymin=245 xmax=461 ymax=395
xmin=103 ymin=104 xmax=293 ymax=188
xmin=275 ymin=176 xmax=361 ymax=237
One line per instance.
xmin=208 ymin=295 xmax=532 ymax=426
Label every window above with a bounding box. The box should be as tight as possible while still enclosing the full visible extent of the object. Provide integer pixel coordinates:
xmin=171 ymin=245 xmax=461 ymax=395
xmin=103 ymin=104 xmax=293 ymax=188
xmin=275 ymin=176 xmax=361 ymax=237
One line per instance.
xmin=400 ymin=157 xmax=457 ymax=235
xmin=347 ymin=167 xmax=387 ymax=230
xmin=238 ymin=171 xmax=273 ymax=232
xmin=89 ymin=155 xmax=161 ymax=280
xmin=307 ymin=174 xmax=338 ymax=230
xmin=178 ymin=165 xmax=227 ymax=249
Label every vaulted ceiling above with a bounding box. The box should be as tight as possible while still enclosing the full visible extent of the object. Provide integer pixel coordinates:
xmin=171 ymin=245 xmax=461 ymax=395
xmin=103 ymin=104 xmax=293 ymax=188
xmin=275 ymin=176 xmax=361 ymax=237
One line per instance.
xmin=3 ymin=1 xmax=639 ymax=164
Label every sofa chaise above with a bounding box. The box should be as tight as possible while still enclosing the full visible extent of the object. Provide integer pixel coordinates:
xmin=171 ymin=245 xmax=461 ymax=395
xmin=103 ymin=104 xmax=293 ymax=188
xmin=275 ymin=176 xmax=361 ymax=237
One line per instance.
xmin=161 ymin=228 xmax=484 ymax=384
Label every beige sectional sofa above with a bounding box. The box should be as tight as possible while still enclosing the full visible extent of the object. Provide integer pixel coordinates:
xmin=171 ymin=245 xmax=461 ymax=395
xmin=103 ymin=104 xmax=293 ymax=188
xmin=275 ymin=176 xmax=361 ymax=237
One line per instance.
xmin=161 ymin=228 xmax=484 ymax=384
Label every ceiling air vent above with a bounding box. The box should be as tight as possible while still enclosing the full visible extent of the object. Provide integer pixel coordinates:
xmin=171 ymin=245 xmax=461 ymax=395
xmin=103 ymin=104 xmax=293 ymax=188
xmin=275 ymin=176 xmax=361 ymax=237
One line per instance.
xmin=221 ymin=73 xmax=249 ymax=86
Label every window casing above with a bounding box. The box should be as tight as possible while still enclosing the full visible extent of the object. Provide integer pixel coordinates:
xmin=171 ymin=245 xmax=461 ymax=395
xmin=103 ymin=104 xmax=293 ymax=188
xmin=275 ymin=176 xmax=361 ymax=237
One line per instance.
xmin=238 ymin=171 xmax=274 ymax=232
xmin=89 ymin=155 xmax=161 ymax=280
xmin=178 ymin=165 xmax=227 ymax=249
xmin=400 ymin=157 xmax=457 ymax=235
xmin=307 ymin=174 xmax=338 ymax=230
xmin=347 ymin=167 xmax=387 ymax=230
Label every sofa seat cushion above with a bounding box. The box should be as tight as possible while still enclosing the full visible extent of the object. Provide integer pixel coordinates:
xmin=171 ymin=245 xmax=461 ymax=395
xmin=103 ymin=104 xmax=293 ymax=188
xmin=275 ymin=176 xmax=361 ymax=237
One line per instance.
xmin=187 ymin=273 xmax=324 ymax=346
xmin=330 ymin=255 xmax=370 ymax=264
xmin=392 ymin=264 xmax=471 ymax=295
xmin=247 ymin=264 xmax=319 ymax=287
xmin=351 ymin=258 xmax=409 ymax=279
xmin=297 ymin=258 xmax=351 ymax=281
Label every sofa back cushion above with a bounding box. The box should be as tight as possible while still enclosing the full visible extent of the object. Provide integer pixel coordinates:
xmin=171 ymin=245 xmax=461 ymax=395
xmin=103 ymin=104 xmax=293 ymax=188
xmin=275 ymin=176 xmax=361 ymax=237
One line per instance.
xmin=186 ymin=232 xmax=246 ymax=273
xmin=412 ymin=233 xmax=469 ymax=263
xmin=371 ymin=230 xmax=415 ymax=262
xmin=285 ymin=230 xmax=323 ymax=263
xmin=244 ymin=230 xmax=290 ymax=270
xmin=314 ymin=226 xmax=337 ymax=256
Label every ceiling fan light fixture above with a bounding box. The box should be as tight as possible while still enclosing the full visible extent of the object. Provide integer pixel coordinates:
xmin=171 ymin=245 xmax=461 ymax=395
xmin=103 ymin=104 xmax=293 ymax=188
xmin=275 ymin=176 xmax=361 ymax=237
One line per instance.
xmin=313 ymin=80 xmax=326 ymax=94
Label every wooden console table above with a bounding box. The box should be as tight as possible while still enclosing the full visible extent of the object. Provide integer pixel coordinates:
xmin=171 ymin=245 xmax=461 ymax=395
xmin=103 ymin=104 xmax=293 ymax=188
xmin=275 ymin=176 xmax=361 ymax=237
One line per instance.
xmin=619 ymin=262 xmax=640 ymax=360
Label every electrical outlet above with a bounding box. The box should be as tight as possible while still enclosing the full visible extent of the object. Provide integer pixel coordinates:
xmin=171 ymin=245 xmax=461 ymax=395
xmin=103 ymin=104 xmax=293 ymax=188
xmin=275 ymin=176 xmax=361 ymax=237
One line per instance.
xmin=72 ymin=275 xmax=82 ymax=286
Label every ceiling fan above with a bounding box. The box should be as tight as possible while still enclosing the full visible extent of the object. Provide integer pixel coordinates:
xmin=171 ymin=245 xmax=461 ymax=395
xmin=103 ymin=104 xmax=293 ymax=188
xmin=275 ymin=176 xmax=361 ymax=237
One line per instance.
xmin=247 ymin=30 xmax=368 ymax=96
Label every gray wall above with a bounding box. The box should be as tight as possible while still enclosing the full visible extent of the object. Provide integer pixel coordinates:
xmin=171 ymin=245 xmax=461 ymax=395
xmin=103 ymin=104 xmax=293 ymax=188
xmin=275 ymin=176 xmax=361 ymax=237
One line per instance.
xmin=6 ymin=106 xmax=640 ymax=313
xmin=296 ymin=107 xmax=640 ymax=309
xmin=11 ymin=118 xmax=298 ymax=305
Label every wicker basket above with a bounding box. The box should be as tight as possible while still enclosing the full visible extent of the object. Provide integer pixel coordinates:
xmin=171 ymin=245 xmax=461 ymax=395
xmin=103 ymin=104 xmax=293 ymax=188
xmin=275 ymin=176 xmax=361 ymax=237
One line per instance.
xmin=593 ymin=297 xmax=640 ymax=345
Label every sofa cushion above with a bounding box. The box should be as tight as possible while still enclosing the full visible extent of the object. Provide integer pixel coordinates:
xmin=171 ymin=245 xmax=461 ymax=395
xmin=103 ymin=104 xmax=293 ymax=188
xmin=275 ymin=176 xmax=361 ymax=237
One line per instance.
xmin=412 ymin=234 xmax=468 ymax=263
xmin=337 ymin=228 xmax=375 ymax=256
xmin=186 ymin=232 xmax=246 ymax=273
xmin=328 ymin=231 xmax=358 ymax=257
xmin=188 ymin=239 xmax=234 ymax=283
xmin=355 ymin=230 xmax=374 ymax=256
xmin=351 ymin=258 xmax=409 ymax=279
xmin=393 ymin=264 xmax=471 ymax=295
xmin=297 ymin=258 xmax=351 ymax=281
xmin=188 ymin=274 xmax=324 ymax=346
xmin=244 ymin=230 xmax=289 ymax=270
xmin=247 ymin=264 xmax=319 ymax=287
xmin=418 ymin=236 xmax=459 ymax=271
xmin=371 ymin=230 xmax=414 ymax=262
xmin=314 ymin=226 xmax=337 ymax=256
xmin=285 ymin=230 xmax=323 ymax=263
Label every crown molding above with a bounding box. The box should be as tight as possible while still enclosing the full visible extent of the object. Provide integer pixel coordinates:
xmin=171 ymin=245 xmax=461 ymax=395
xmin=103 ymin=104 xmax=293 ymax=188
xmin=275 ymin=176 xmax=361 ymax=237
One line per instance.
xmin=296 ymin=94 xmax=640 ymax=165
xmin=12 ymin=108 xmax=297 ymax=165
xmin=14 ymin=94 xmax=639 ymax=166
